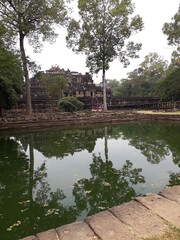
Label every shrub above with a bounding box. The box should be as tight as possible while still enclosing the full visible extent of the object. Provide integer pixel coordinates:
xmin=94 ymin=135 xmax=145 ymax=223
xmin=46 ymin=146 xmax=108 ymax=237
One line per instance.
xmin=58 ymin=97 xmax=84 ymax=112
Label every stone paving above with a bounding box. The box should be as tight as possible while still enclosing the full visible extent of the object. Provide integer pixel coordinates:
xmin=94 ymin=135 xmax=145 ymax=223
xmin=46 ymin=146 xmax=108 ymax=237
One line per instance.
xmin=20 ymin=185 xmax=180 ymax=240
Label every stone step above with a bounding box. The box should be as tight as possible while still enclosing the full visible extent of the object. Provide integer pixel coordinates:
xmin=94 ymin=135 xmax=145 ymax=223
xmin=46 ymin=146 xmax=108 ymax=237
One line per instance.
xmin=85 ymin=210 xmax=137 ymax=240
xmin=136 ymin=193 xmax=180 ymax=228
xmin=56 ymin=221 xmax=98 ymax=240
xmin=20 ymin=186 xmax=180 ymax=240
xmin=109 ymin=200 xmax=168 ymax=238
xmin=159 ymin=185 xmax=180 ymax=205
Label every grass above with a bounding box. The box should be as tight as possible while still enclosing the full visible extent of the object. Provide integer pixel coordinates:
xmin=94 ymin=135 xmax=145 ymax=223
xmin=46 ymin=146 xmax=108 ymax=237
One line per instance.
xmin=144 ymin=226 xmax=180 ymax=240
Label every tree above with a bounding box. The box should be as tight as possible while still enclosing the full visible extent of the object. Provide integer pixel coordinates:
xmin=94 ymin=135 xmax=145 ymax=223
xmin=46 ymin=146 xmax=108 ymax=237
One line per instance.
xmin=170 ymin=47 xmax=180 ymax=69
xmin=156 ymin=48 xmax=180 ymax=101
xmin=163 ymin=5 xmax=180 ymax=46
xmin=58 ymin=97 xmax=84 ymax=112
xmin=157 ymin=68 xmax=180 ymax=101
xmin=130 ymin=53 xmax=168 ymax=96
xmin=0 ymin=0 xmax=69 ymax=115
xmin=106 ymin=79 xmax=120 ymax=96
xmin=116 ymin=79 xmax=132 ymax=97
xmin=66 ymin=0 xmax=143 ymax=111
xmin=117 ymin=53 xmax=167 ymax=97
xmin=40 ymin=73 xmax=67 ymax=105
xmin=0 ymin=25 xmax=23 ymax=117
xmin=114 ymin=53 xmax=168 ymax=97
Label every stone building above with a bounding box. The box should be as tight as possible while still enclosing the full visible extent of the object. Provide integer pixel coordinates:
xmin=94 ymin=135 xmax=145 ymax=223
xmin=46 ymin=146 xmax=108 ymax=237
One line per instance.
xmin=30 ymin=66 xmax=111 ymax=101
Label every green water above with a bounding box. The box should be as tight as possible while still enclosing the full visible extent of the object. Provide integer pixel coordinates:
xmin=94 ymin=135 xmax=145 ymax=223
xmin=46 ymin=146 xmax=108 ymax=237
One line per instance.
xmin=0 ymin=123 xmax=180 ymax=240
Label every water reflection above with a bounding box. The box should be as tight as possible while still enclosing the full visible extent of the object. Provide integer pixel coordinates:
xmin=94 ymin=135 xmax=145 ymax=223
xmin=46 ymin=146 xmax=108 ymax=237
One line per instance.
xmin=168 ymin=172 xmax=180 ymax=186
xmin=0 ymin=137 xmax=78 ymax=240
xmin=73 ymin=154 xmax=145 ymax=217
xmin=110 ymin=123 xmax=180 ymax=165
xmin=17 ymin=127 xmax=105 ymax=159
xmin=0 ymin=123 xmax=179 ymax=240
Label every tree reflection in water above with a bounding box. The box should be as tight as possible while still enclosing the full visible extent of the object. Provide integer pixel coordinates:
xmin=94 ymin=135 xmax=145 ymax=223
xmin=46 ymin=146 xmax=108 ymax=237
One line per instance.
xmin=110 ymin=123 xmax=180 ymax=165
xmin=0 ymin=137 xmax=78 ymax=240
xmin=0 ymin=123 xmax=179 ymax=240
xmin=168 ymin=172 xmax=180 ymax=187
xmin=73 ymin=154 xmax=145 ymax=217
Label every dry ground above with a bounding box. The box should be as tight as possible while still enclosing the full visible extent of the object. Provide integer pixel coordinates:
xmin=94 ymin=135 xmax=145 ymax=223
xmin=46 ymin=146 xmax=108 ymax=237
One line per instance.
xmin=145 ymin=226 xmax=180 ymax=240
xmin=137 ymin=110 xmax=180 ymax=115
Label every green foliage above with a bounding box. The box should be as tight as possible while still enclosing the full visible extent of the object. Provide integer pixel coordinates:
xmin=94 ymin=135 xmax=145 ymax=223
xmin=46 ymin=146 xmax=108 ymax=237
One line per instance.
xmin=156 ymin=68 xmax=180 ymax=101
xmin=106 ymin=79 xmax=120 ymax=96
xmin=116 ymin=53 xmax=168 ymax=97
xmin=116 ymin=79 xmax=132 ymax=97
xmin=67 ymin=0 xmax=143 ymax=72
xmin=0 ymin=25 xmax=23 ymax=116
xmin=169 ymin=47 xmax=180 ymax=69
xmin=163 ymin=5 xmax=180 ymax=46
xmin=155 ymin=48 xmax=180 ymax=101
xmin=0 ymin=0 xmax=69 ymax=114
xmin=40 ymin=73 xmax=67 ymax=102
xmin=58 ymin=97 xmax=84 ymax=112
xmin=66 ymin=0 xmax=143 ymax=110
xmin=0 ymin=0 xmax=69 ymax=49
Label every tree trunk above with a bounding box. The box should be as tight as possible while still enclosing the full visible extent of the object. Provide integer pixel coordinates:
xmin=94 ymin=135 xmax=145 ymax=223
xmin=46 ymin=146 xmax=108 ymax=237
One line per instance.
xmin=19 ymin=32 xmax=32 ymax=115
xmin=0 ymin=98 xmax=3 ymax=117
xmin=104 ymin=126 xmax=108 ymax=161
xmin=102 ymin=68 xmax=107 ymax=112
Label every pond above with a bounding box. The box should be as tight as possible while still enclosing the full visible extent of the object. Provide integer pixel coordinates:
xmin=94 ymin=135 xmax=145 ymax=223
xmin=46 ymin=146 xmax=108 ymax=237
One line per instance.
xmin=0 ymin=122 xmax=180 ymax=240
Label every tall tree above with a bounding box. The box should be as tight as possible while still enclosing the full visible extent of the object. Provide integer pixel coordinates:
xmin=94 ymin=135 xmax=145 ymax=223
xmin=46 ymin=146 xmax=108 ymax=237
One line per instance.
xmin=0 ymin=25 xmax=23 ymax=117
xmin=163 ymin=4 xmax=180 ymax=46
xmin=0 ymin=0 xmax=69 ymax=114
xmin=66 ymin=0 xmax=143 ymax=111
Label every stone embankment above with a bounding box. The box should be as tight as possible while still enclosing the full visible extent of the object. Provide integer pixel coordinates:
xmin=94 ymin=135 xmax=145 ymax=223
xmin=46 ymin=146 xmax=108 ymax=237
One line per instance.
xmin=20 ymin=185 xmax=180 ymax=240
xmin=0 ymin=110 xmax=180 ymax=131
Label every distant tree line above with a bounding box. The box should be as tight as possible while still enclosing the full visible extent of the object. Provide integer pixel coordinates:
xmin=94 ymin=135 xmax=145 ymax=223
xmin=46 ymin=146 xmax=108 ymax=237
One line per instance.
xmin=107 ymin=50 xmax=180 ymax=101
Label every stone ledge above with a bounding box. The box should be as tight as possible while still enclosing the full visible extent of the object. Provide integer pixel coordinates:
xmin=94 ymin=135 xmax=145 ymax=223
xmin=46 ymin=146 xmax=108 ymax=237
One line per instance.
xmin=1 ymin=111 xmax=180 ymax=131
xmin=20 ymin=186 xmax=180 ymax=240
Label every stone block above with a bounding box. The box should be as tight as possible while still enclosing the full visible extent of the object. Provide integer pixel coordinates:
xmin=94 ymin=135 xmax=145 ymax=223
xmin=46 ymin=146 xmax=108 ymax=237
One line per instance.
xmin=159 ymin=186 xmax=180 ymax=205
xmin=37 ymin=229 xmax=60 ymax=240
xmin=109 ymin=200 xmax=168 ymax=238
xmin=136 ymin=193 xmax=180 ymax=228
xmin=85 ymin=210 xmax=137 ymax=240
xmin=56 ymin=221 xmax=98 ymax=240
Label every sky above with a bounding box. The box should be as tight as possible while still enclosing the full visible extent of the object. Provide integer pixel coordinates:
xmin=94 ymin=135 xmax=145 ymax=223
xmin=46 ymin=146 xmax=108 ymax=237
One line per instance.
xmin=26 ymin=0 xmax=180 ymax=83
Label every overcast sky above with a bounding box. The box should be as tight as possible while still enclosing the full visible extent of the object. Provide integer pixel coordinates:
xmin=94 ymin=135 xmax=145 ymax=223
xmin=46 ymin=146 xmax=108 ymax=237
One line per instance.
xmin=26 ymin=0 xmax=180 ymax=83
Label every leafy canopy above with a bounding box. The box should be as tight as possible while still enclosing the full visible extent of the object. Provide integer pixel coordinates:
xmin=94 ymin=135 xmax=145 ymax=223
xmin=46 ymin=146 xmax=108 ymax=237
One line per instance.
xmin=110 ymin=53 xmax=168 ymax=98
xmin=163 ymin=5 xmax=180 ymax=46
xmin=0 ymin=25 xmax=23 ymax=114
xmin=67 ymin=0 xmax=143 ymax=73
xmin=58 ymin=97 xmax=84 ymax=112
xmin=67 ymin=0 xmax=143 ymax=111
xmin=0 ymin=0 xmax=68 ymax=50
xmin=0 ymin=0 xmax=69 ymax=114
xmin=157 ymin=68 xmax=180 ymax=101
xmin=39 ymin=73 xmax=68 ymax=102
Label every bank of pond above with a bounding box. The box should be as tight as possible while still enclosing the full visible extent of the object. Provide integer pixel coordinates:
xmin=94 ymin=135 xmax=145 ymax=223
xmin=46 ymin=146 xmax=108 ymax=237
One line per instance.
xmin=0 ymin=122 xmax=180 ymax=240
